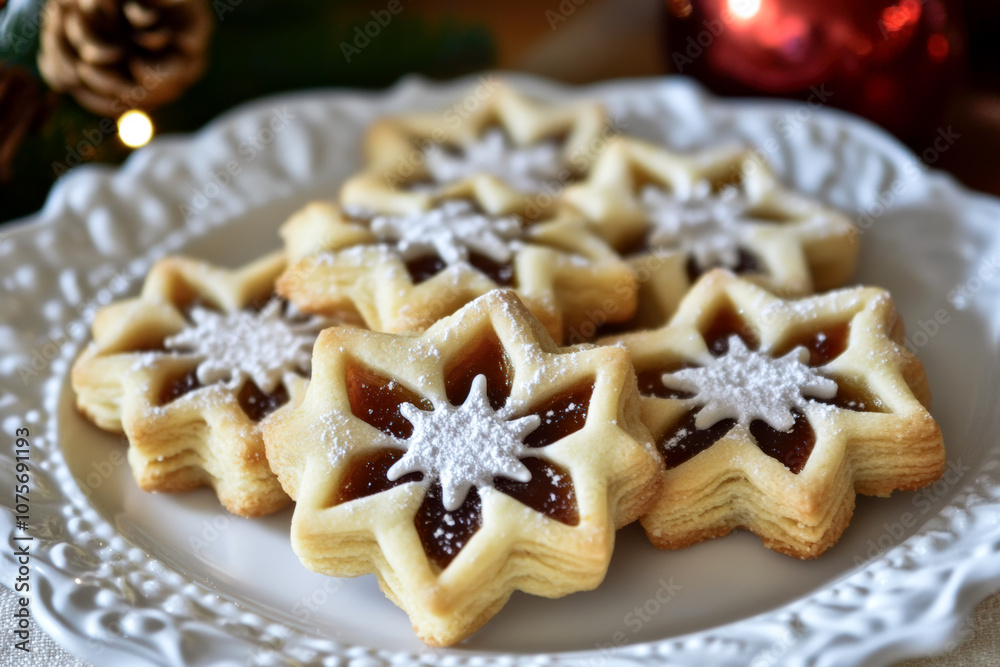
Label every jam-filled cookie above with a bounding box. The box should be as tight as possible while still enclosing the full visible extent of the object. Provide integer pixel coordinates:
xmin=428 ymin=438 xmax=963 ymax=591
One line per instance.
xmin=605 ymin=270 xmax=944 ymax=558
xmin=71 ymin=252 xmax=342 ymax=517
xmin=563 ymin=138 xmax=858 ymax=329
xmin=340 ymin=81 xmax=608 ymax=217
xmin=276 ymin=191 xmax=636 ymax=343
xmin=262 ymin=290 xmax=661 ymax=646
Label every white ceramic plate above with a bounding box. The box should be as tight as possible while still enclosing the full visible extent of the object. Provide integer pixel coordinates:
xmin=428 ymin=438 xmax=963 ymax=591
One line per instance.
xmin=2 ymin=74 xmax=1000 ymax=667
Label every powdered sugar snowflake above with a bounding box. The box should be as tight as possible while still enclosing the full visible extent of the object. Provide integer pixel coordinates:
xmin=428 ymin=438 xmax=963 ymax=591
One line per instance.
xmin=641 ymin=181 xmax=752 ymax=270
xmin=662 ymin=336 xmax=838 ymax=432
xmin=423 ymin=128 xmax=563 ymax=192
xmin=164 ymin=299 xmax=327 ymax=394
xmin=387 ymin=374 xmax=541 ymax=511
xmin=370 ymin=200 xmax=523 ymax=266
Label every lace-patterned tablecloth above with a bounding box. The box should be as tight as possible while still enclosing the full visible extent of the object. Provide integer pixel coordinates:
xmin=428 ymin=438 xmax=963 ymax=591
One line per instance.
xmin=1 ymin=582 xmax=998 ymax=665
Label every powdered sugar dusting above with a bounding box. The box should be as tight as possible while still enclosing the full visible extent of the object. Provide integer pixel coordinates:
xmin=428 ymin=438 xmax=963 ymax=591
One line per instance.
xmin=663 ymin=336 xmax=837 ymax=431
xmin=320 ymin=412 xmax=366 ymax=470
xmin=641 ymin=181 xmax=751 ymax=270
xmin=370 ymin=200 xmax=522 ymax=265
xmin=164 ymin=299 xmax=328 ymax=393
xmin=423 ymin=129 xmax=563 ymax=192
xmin=386 ymin=374 xmax=540 ymax=511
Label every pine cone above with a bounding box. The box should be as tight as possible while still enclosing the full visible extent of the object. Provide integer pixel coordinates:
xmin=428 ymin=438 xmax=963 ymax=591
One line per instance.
xmin=0 ymin=65 xmax=57 ymax=182
xmin=37 ymin=0 xmax=212 ymax=117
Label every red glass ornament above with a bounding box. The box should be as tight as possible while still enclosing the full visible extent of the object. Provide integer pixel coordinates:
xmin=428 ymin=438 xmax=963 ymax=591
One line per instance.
xmin=665 ymin=0 xmax=964 ymax=143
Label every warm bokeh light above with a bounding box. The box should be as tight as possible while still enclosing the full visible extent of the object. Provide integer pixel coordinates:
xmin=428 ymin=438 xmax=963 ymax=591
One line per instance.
xmin=880 ymin=0 xmax=922 ymax=34
xmin=117 ymin=110 xmax=154 ymax=148
xmin=927 ymin=33 xmax=950 ymax=62
xmin=728 ymin=0 xmax=762 ymax=20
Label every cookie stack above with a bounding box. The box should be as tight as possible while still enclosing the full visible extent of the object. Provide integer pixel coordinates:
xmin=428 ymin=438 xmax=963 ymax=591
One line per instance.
xmin=71 ymin=82 xmax=945 ymax=647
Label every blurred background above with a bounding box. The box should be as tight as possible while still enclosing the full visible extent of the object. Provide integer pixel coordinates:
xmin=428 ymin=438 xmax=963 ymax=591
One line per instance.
xmin=0 ymin=0 xmax=997 ymax=223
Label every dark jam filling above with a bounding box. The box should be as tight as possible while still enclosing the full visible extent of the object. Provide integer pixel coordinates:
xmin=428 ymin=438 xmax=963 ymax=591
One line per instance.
xmin=636 ymin=365 xmax=696 ymax=399
xmin=339 ymin=354 xmax=590 ymax=568
xmin=594 ymin=318 xmax=640 ymax=341
xmin=243 ymin=293 xmax=279 ymax=314
xmin=771 ymin=322 xmax=885 ymax=411
xmin=404 ymin=255 xmax=446 ymax=283
xmin=624 ymin=232 xmax=764 ymax=283
xmin=334 ymin=449 xmax=581 ymax=531
xmin=685 ymin=248 xmax=763 ymax=283
xmin=658 ymin=410 xmax=736 ymax=470
xmin=444 ymin=330 xmax=512 ymax=410
xmin=404 ymin=253 xmax=515 ymax=286
xmin=702 ymin=302 xmax=760 ymax=355
xmin=344 ymin=360 xmax=433 ymax=439
xmin=494 ymin=457 xmax=579 ymax=526
xmin=127 ymin=336 xmax=172 ymax=353
xmin=144 ymin=295 xmax=298 ymax=420
xmin=657 ymin=408 xmax=816 ymax=474
xmin=414 ymin=483 xmax=482 ymax=570
xmin=772 ymin=321 xmax=851 ymax=367
xmin=237 ymin=381 xmax=290 ymax=422
xmin=158 ymin=367 xmax=201 ymax=406
xmin=329 ymin=447 xmax=481 ymax=571
xmin=812 ymin=378 xmax=887 ymax=413
xmin=709 ymin=173 xmax=741 ymax=193
xmin=742 ymin=205 xmax=796 ymax=223
xmin=629 ymin=164 xmax=670 ymax=193
xmin=335 ymin=447 xmax=423 ymax=505
xmin=748 ymin=409 xmax=815 ymax=474
xmin=157 ymin=369 xmax=291 ymax=422
xmin=618 ymin=233 xmax=653 ymax=260
xmin=522 ymin=383 xmax=593 ymax=449
xmin=181 ymin=294 xmax=278 ymax=318
xmin=651 ymin=317 xmax=883 ymax=473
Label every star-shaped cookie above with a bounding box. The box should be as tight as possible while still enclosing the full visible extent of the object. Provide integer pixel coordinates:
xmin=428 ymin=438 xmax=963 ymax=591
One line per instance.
xmin=71 ymin=252 xmax=341 ymax=517
xmin=276 ymin=191 xmax=636 ymax=343
xmin=604 ymin=270 xmax=945 ymax=558
xmin=563 ymin=138 xmax=858 ymax=329
xmin=262 ymin=290 xmax=661 ymax=645
xmin=340 ymin=80 xmax=609 ymax=217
